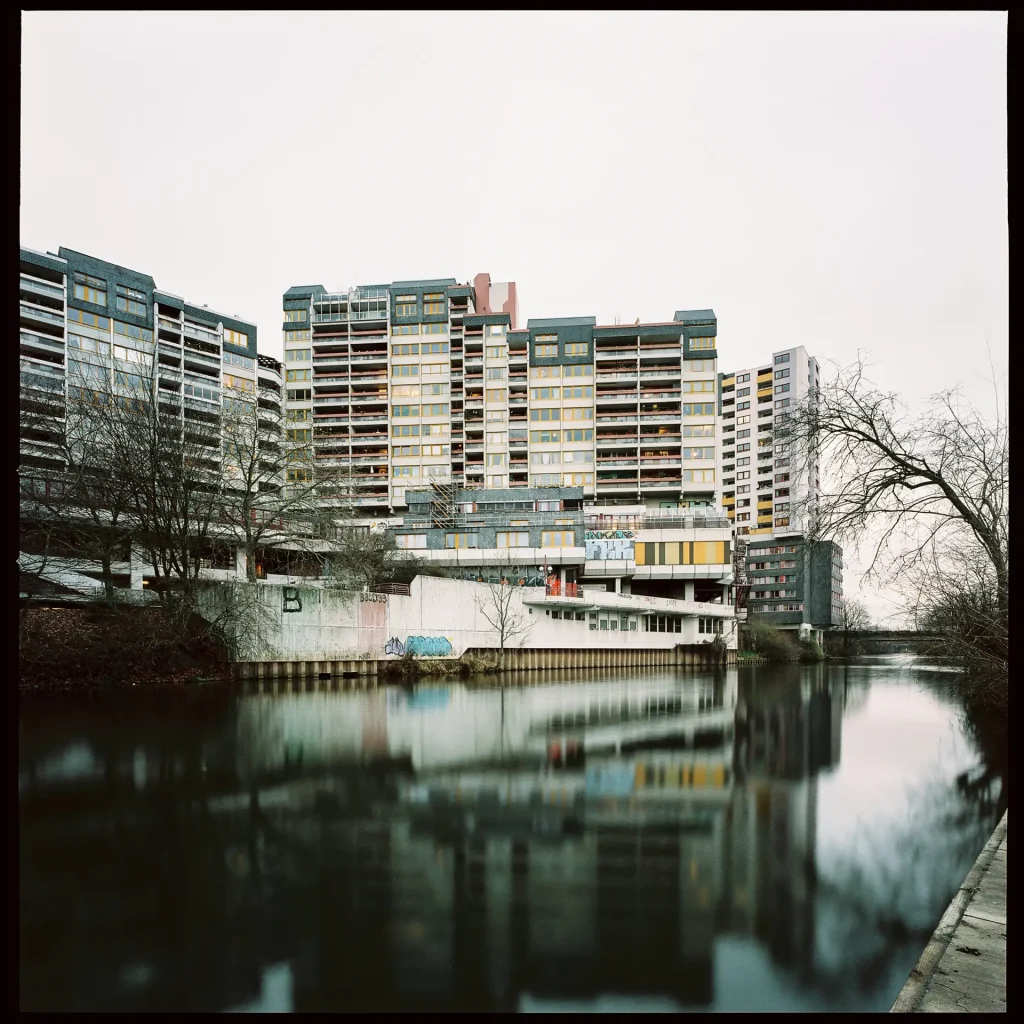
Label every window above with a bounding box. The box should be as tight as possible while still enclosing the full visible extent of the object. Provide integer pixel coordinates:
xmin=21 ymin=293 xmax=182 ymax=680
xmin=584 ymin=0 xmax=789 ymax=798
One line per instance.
xmin=285 ymin=408 xmax=310 ymax=421
xmin=422 ymin=322 xmax=448 ymax=335
xmin=486 ymin=388 xmax=507 ymax=402
xmin=224 ymin=351 xmax=255 ymax=370
xmin=531 ymin=365 xmax=561 ymax=379
xmin=737 ymin=443 xmax=750 ymax=452
xmin=737 ymin=484 xmax=750 ymax=494
xmin=563 ymin=472 xmax=593 ymax=486
xmin=286 ymin=428 xmax=311 ymax=442
xmin=736 ymin=373 xmax=750 ymax=384
xmin=532 ymin=451 xmax=561 ymax=465
xmin=683 ymin=469 xmax=716 ymax=483
xmin=423 ymin=302 xmax=444 ymax=314
xmin=562 ymin=386 xmax=593 ymax=399
xmin=74 ymin=272 xmax=107 ymax=305
xmin=564 ymin=342 xmax=588 ymax=356
xmin=682 ymin=380 xmax=715 ymax=393
xmin=420 ymin=363 xmax=445 ymax=377
xmin=775 ymin=472 xmax=790 ymax=483
xmin=421 ymin=292 xmax=444 ymax=302
xmin=487 ymin=368 xmax=506 ymax=380
xmin=392 ymin=343 xmax=419 ymax=356
xmin=532 ymin=474 xmax=561 ymax=486
xmin=395 ymin=300 xmax=417 ymax=315
xmin=486 ymin=431 xmax=507 ymax=447
xmin=115 ymin=284 xmax=147 ymax=316
xmin=487 ymin=453 xmax=506 ymax=466
xmin=392 ymin=364 xmax=419 ymax=378
xmin=285 ymin=368 xmax=311 ymax=381
xmin=775 ymin=502 xmax=790 ymax=513
xmin=737 ymin=401 xmax=750 ymax=411
xmin=424 ymin=341 xmax=449 ymax=354
xmin=683 ymin=403 xmax=715 ymax=416
xmin=531 ymin=408 xmax=561 ymax=422
xmin=112 ymin=343 xmax=146 ymax=364
xmin=392 ymin=466 xmax=421 ymax=478
xmin=225 ymin=374 xmax=256 ymax=392
xmin=392 ymin=404 xmax=420 ymax=417
xmin=534 ymin=344 xmax=557 ymax=357
xmin=396 ymin=534 xmax=427 ymax=549
xmin=687 ymin=360 xmax=710 ymax=371
xmin=487 ymin=475 xmax=505 ymax=487
xmin=690 ymin=337 xmax=715 ymax=350
xmin=286 ymin=467 xmax=311 ymax=482
xmin=392 ymin=384 xmax=418 ymax=398
xmin=392 ymin=324 xmax=421 ymax=337
xmin=737 ymin=470 xmax=750 ymax=480
xmin=530 ymin=430 xmax=558 ymax=443
xmin=284 ymin=309 xmax=307 ymax=323
xmin=421 ymin=383 xmax=448 ymax=396
xmin=737 ymin=388 xmax=750 ymax=398
xmin=698 ymin=616 xmax=724 ymax=634
xmin=393 ymin=444 xmax=420 ymax=456
xmin=67 ymin=308 xmax=110 ymax=331
xmin=392 ymin=424 xmax=420 ymax=437
xmin=737 ymin=429 xmax=750 ymax=439
xmin=285 ymin=349 xmax=310 ymax=362
xmin=446 ymin=532 xmax=478 ymax=549
xmin=563 ymin=363 xmax=592 ymax=377
xmin=737 ymin=415 xmax=750 ymax=425
xmin=497 ymin=531 xmax=529 ymax=548
xmin=775 ymin=383 xmax=790 ymax=394
xmin=563 ymin=450 xmax=593 ymax=463
xmin=683 ymin=446 xmax=714 ymax=459
xmin=564 ymin=407 xmax=592 ymax=421
xmin=774 ymin=353 xmax=790 ymax=365
xmin=683 ymin=424 xmax=714 ymax=437
xmin=775 ymin=517 xmax=790 ymax=527
xmin=775 ymin=367 xmax=790 ymax=379
xmin=563 ymin=428 xmax=593 ymax=442
xmin=531 ymin=387 xmax=557 ymax=400
xmin=488 ymin=325 xmax=505 ymax=337
xmin=183 ymin=382 xmax=218 ymax=401
xmin=541 ymin=530 xmax=575 ymax=548
xmin=775 ymin=487 xmax=790 ymax=497
xmin=775 ymin=398 xmax=790 ymax=409
xmin=486 ymin=345 xmax=504 ymax=359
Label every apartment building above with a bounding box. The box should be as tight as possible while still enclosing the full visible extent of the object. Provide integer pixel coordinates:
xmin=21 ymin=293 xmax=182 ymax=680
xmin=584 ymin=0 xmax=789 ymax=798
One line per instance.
xmin=20 ymin=246 xmax=264 ymax=477
xmin=281 ymin=276 xmax=723 ymax=515
xmin=719 ymin=346 xmax=820 ymax=540
xmin=393 ymin=485 xmax=734 ymax=607
xmin=744 ymin=536 xmax=842 ymax=641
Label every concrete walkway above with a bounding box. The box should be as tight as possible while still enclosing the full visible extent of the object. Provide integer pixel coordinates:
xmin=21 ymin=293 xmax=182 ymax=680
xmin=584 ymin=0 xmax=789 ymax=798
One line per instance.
xmin=891 ymin=810 xmax=1006 ymax=1013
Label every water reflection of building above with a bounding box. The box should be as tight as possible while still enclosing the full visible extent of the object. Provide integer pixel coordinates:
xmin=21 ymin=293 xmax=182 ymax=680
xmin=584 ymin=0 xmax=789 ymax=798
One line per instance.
xmin=19 ymin=669 xmax=851 ymax=1011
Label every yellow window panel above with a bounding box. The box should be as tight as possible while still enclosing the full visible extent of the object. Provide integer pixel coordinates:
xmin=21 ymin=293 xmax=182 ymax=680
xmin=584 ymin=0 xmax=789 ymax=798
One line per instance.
xmin=634 ymin=542 xmax=646 ymax=565
xmin=665 ymin=542 xmax=680 ymax=565
xmin=712 ymin=765 xmax=725 ymax=787
xmin=634 ymin=763 xmax=646 ymax=788
xmin=693 ymin=765 xmax=707 ymax=787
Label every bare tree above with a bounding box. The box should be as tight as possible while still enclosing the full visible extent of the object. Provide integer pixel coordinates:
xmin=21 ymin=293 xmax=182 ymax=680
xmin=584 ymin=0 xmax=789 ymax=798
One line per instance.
xmin=777 ymin=358 xmax=1007 ymax=685
xmin=217 ymin=383 xmax=339 ymax=581
xmin=474 ymin=555 xmax=533 ymax=670
xmin=828 ymin=597 xmax=871 ymax=658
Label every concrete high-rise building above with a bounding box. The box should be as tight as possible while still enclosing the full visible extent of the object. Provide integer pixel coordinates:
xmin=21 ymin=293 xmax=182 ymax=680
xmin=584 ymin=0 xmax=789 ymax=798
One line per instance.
xmin=280 ymin=277 xmax=724 ymax=516
xmin=718 ymin=346 xmax=820 ymax=540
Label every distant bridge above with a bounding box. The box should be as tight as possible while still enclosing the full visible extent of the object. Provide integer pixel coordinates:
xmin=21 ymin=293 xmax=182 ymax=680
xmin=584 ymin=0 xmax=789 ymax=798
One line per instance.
xmin=848 ymin=630 xmax=939 ymax=642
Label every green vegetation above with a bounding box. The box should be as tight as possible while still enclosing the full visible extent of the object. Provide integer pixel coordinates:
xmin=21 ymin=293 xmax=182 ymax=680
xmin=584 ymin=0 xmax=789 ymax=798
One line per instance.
xmin=739 ymin=620 xmax=800 ymax=663
xmin=378 ymin=650 xmax=501 ymax=680
xmin=798 ymin=638 xmax=826 ymax=663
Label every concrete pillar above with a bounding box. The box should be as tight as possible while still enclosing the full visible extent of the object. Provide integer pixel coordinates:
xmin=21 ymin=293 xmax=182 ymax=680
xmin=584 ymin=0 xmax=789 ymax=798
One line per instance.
xmin=684 ymin=582 xmax=695 ymax=602
xmin=235 ymin=545 xmax=247 ymax=581
xmin=614 ymin=577 xmax=622 ymax=594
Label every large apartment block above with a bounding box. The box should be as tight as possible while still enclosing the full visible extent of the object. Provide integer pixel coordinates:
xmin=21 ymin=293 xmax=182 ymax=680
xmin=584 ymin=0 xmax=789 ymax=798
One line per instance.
xmin=281 ymin=276 xmax=723 ymax=514
xmin=719 ymin=346 xmax=820 ymax=539
xmin=20 ymin=246 xmax=269 ymax=480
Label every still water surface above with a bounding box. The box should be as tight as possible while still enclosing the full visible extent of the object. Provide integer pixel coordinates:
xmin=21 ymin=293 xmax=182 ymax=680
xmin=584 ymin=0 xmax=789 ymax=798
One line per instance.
xmin=19 ymin=656 xmax=1002 ymax=1012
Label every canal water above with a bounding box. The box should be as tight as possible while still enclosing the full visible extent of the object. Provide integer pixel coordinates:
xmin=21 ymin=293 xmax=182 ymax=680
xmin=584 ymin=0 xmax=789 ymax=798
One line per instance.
xmin=19 ymin=655 xmax=1005 ymax=1012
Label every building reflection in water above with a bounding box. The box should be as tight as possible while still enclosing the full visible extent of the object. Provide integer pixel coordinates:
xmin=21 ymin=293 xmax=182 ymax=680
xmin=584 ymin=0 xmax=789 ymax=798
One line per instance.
xmin=19 ymin=668 xmax=852 ymax=1012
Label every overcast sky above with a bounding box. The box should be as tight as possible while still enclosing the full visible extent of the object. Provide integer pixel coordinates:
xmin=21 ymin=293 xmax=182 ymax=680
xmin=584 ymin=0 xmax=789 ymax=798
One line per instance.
xmin=21 ymin=12 xmax=1007 ymax=621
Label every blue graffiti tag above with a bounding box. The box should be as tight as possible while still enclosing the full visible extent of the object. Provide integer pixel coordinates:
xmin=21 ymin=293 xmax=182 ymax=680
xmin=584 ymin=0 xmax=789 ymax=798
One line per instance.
xmin=405 ymin=636 xmax=453 ymax=657
xmin=384 ymin=637 xmax=405 ymax=656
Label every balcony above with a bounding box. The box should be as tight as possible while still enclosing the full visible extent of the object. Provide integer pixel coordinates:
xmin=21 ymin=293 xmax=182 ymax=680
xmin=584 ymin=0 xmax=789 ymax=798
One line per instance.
xmin=596 ymin=346 xmax=638 ymax=358
xmin=20 ymin=303 xmax=64 ymax=328
xmin=638 ymin=347 xmax=681 ymax=359
xmin=596 ymin=414 xmax=638 ymax=424
xmin=20 ymin=276 xmax=65 ymax=302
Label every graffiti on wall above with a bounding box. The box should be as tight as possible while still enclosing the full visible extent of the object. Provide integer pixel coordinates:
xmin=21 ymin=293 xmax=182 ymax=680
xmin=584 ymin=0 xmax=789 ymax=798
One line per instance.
xmin=283 ymin=587 xmax=303 ymax=613
xmin=384 ymin=636 xmax=454 ymax=657
xmin=584 ymin=529 xmax=636 ymax=561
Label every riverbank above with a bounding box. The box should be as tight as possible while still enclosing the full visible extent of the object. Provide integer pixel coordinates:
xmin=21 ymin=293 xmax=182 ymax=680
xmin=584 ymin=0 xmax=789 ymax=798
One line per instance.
xmin=890 ymin=810 xmax=1006 ymax=1012
xmin=19 ymin=604 xmax=232 ymax=693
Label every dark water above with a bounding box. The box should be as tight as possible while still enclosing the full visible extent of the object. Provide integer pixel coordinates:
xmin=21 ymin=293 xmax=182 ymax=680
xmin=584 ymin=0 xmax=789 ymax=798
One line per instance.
xmin=19 ymin=656 xmax=1004 ymax=1012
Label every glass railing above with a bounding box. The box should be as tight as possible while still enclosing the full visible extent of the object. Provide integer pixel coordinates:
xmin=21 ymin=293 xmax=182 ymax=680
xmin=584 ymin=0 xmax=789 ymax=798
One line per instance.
xmin=20 ymin=276 xmax=65 ymax=299
xmin=20 ymin=303 xmax=64 ymax=324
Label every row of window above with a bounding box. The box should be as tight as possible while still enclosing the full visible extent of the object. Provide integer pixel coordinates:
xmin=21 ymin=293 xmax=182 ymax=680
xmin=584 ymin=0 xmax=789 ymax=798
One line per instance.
xmin=530 ymin=408 xmax=594 ymax=421
xmin=392 ymin=363 xmax=448 ymax=378
xmin=393 ymin=323 xmax=448 ymax=335
xmin=392 ymin=384 xmax=450 ymax=397
xmin=393 ymin=404 xmax=450 ymax=417
xmin=392 ymin=424 xmax=449 ymax=437
xmin=530 ymin=386 xmax=594 ymax=399
xmin=635 ymin=541 xmax=729 ymax=566
xmin=393 ymin=444 xmax=449 ymax=457
xmin=442 ymin=530 xmax=576 ymax=549
xmin=530 ymin=451 xmax=594 ymax=465
xmin=223 ymin=351 xmax=254 ymax=370
xmin=392 ymin=342 xmax=449 ymax=354
xmin=530 ymin=365 xmax=592 ymax=378
xmin=530 ymin=429 xmax=593 ymax=442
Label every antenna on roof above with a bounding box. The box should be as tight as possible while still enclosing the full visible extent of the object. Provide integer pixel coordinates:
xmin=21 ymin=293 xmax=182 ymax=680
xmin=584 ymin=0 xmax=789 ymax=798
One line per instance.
xmin=614 ymin=314 xmax=621 ymax=325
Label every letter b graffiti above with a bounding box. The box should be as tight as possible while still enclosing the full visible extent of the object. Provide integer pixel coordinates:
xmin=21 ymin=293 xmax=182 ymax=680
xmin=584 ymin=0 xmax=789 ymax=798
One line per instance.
xmin=283 ymin=587 xmax=302 ymax=613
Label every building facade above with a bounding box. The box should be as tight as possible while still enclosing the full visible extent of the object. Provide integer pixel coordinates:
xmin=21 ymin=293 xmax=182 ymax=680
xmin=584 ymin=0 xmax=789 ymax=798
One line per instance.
xmin=744 ymin=535 xmax=842 ymax=639
xmin=280 ymin=278 xmax=724 ymax=516
xmin=718 ymin=345 xmax=820 ymax=540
